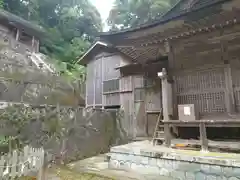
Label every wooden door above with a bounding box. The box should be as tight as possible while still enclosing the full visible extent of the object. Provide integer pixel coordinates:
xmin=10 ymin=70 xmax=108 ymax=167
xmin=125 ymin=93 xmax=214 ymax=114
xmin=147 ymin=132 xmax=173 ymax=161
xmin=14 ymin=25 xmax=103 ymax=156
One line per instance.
xmin=147 ymin=113 xmax=159 ymax=137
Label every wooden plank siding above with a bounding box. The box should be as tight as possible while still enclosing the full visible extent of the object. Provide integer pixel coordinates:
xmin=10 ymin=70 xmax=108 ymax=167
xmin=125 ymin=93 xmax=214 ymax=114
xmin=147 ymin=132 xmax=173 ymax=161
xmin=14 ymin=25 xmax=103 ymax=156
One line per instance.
xmin=131 ymin=75 xmax=163 ymax=137
xmin=119 ymin=58 xmax=135 ymax=138
xmin=103 ymin=54 xmax=121 ymax=107
xmin=86 ymin=52 xmax=122 ymax=108
xmin=169 ymin=23 xmax=240 ymax=119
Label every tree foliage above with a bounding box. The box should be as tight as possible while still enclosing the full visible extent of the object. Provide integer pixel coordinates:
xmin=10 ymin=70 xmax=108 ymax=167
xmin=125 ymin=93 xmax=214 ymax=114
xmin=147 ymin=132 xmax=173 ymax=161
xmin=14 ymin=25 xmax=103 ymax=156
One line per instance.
xmin=1 ymin=0 xmax=102 ymax=74
xmin=108 ymin=0 xmax=179 ymax=30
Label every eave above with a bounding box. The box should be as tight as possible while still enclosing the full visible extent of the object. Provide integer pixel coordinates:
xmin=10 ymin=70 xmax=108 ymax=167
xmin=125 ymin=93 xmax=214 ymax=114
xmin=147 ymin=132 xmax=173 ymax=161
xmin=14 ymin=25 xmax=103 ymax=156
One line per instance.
xmin=0 ymin=10 xmax=45 ymax=38
xmin=99 ymin=0 xmax=231 ymax=38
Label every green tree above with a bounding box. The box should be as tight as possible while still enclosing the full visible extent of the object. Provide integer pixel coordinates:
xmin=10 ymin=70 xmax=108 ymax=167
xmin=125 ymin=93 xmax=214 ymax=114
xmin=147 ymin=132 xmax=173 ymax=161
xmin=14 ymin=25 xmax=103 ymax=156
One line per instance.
xmin=108 ymin=0 xmax=179 ymax=30
xmin=2 ymin=0 xmax=102 ymax=74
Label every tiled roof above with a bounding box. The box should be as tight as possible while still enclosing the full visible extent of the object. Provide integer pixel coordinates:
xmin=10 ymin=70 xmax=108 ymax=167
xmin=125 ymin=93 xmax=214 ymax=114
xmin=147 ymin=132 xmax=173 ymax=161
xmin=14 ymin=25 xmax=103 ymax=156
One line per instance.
xmin=99 ymin=0 xmax=231 ymax=37
xmin=0 ymin=10 xmax=45 ymax=38
xmin=162 ymin=0 xmax=228 ymax=20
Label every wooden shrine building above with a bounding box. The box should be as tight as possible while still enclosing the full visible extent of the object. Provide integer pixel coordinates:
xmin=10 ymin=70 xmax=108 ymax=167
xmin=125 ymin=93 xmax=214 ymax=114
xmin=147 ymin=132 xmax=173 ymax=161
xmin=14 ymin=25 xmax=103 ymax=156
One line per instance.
xmin=79 ymin=0 xmax=240 ymax=149
xmin=0 ymin=10 xmax=44 ymax=53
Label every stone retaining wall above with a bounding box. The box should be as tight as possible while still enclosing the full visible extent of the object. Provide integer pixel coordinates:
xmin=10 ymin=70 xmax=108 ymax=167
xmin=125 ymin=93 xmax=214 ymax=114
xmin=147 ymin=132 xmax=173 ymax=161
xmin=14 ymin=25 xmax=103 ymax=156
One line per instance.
xmin=109 ymin=152 xmax=240 ymax=180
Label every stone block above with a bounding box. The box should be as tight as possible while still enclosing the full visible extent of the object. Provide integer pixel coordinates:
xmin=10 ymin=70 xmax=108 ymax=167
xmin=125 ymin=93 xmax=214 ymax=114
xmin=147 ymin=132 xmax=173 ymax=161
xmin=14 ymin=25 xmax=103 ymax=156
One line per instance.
xmin=206 ymin=175 xmax=217 ymax=180
xmin=113 ymin=153 xmax=124 ymax=161
xmin=118 ymin=160 xmax=126 ymax=169
xmin=210 ymin=165 xmax=223 ymax=175
xmin=232 ymin=168 xmax=240 ymax=178
xmin=159 ymin=168 xmax=170 ymax=176
xmin=222 ymin=167 xmax=233 ymax=177
xmin=228 ymin=177 xmax=239 ymax=180
xmin=217 ymin=176 xmax=228 ymax=180
xmin=148 ymin=157 xmax=158 ymax=167
xmin=143 ymin=165 xmax=160 ymax=174
xmin=132 ymin=155 xmax=141 ymax=164
xmin=157 ymin=159 xmax=165 ymax=167
xmin=171 ymin=171 xmax=186 ymax=180
xmin=141 ymin=156 xmax=149 ymax=165
xmin=131 ymin=162 xmax=139 ymax=171
xmin=109 ymin=159 xmax=119 ymax=168
xmin=164 ymin=160 xmax=173 ymax=169
xmin=172 ymin=161 xmax=179 ymax=170
xmin=185 ymin=172 xmax=195 ymax=180
xmin=178 ymin=161 xmax=200 ymax=172
xmin=127 ymin=154 xmax=139 ymax=164
xmin=125 ymin=154 xmax=133 ymax=161
xmin=131 ymin=163 xmax=146 ymax=173
xmin=196 ymin=172 xmax=207 ymax=180
xmin=201 ymin=164 xmax=211 ymax=174
xmin=120 ymin=161 xmax=131 ymax=171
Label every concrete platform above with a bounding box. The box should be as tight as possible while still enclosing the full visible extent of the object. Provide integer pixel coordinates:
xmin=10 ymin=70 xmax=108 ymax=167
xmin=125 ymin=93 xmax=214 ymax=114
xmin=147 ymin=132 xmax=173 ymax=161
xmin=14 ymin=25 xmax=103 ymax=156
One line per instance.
xmin=67 ymin=154 xmax=174 ymax=180
xmin=108 ymin=141 xmax=240 ymax=180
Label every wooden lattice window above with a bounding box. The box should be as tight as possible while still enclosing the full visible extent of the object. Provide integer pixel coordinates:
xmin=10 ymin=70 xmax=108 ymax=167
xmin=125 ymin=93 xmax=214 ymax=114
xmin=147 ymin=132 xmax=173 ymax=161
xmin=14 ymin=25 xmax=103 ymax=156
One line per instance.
xmin=134 ymin=88 xmax=145 ymax=102
xmin=175 ymin=68 xmax=226 ymax=115
xmin=103 ymin=79 xmax=119 ymax=93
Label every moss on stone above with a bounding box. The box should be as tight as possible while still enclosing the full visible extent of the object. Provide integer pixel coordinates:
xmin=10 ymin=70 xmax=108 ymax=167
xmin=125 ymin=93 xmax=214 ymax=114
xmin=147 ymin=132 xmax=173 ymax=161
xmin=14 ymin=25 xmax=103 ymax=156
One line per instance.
xmin=51 ymin=166 xmax=115 ymax=180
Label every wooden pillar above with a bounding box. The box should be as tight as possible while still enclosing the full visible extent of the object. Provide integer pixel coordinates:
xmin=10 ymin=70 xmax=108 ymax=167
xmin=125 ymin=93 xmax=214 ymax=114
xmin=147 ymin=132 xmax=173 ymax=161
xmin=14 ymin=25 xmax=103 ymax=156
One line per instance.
xmin=159 ymin=68 xmax=172 ymax=147
xmin=36 ymin=40 xmax=40 ymax=53
xmin=32 ymin=36 xmax=35 ymax=51
xmin=15 ymin=29 xmax=20 ymax=41
xmin=221 ymin=29 xmax=235 ymax=114
xmin=199 ymin=122 xmax=208 ymax=152
xmin=224 ymin=64 xmax=235 ymax=114
xmin=93 ymin=64 xmax=96 ymax=108
xmin=166 ymin=41 xmax=177 ymax=119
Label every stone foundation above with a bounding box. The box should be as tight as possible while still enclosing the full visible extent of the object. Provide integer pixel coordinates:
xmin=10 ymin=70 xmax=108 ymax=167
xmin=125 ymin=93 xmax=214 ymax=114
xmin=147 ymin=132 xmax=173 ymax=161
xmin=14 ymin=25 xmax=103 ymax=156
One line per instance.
xmin=108 ymin=141 xmax=240 ymax=180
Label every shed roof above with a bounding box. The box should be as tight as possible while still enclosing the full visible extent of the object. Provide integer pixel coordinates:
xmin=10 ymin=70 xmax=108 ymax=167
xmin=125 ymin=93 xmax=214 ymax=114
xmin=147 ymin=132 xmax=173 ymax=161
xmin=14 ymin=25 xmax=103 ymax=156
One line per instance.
xmin=77 ymin=41 xmax=115 ymax=66
xmin=0 ymin=10 xmax=45 ymax=38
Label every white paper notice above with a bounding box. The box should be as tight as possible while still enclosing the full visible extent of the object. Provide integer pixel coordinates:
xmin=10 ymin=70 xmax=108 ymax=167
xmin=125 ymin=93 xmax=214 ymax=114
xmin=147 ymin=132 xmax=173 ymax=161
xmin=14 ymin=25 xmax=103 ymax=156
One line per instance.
xmin=184 ymin=106 xmax=191 ymax=116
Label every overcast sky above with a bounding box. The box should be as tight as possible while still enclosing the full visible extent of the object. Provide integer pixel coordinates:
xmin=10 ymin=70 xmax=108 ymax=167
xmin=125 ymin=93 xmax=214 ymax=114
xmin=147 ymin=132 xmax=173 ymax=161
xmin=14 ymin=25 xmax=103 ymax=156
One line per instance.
xmin=90 ymin=0 xmax=114 ymax=31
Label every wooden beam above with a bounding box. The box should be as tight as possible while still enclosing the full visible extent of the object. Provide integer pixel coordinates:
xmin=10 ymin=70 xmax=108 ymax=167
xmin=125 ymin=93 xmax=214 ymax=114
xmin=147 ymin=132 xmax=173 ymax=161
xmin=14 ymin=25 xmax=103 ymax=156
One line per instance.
xmin=199 ymin=122 xmax=208 ymax=152
xmin=15 ymin=29 xmax=20 ymax=41
xmin=224 ymin=64 xmax=235 ymax=114
xmin=160 ymin=68 xmax=172 ymax=147
xmin=32 ymin=36 xmax=35 ymax=48
xmin=221 ymin=28 xmax=236 ymax=115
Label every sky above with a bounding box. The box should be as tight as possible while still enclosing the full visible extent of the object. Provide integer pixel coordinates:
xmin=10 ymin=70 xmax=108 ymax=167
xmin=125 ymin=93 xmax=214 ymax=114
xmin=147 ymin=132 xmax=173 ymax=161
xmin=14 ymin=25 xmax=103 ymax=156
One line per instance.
xmin=90 ymin=0 xmax=114 ymax=31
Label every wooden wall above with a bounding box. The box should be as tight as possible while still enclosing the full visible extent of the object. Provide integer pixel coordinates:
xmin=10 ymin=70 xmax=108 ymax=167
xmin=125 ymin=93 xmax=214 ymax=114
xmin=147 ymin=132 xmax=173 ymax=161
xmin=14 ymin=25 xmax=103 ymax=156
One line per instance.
xmin=0 ymin=23 xmax=39 ymax=52
xmin=102 ymin=53 xmax=120 ymax=107
xmin=86 ymin=52 xmax=122 ymax=108
xmin=170 ymin=24 xmax=240 ymax=119
xmin=119 ymin=59 xmax=135 ymax=138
